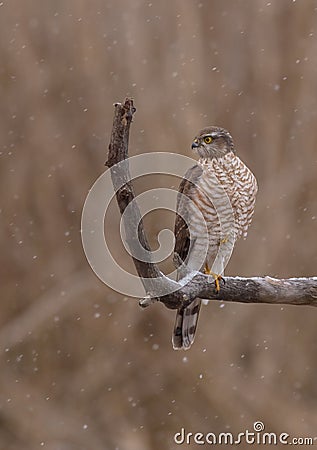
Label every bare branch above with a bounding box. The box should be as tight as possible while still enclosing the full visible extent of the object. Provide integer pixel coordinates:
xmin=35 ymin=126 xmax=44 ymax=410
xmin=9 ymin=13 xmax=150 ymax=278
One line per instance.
xmin=106 ymin=98 xmax=317 ymax=310
xmin=105 ymin=99 xmax=157 ymax=281
xmin=105 ymin=98 xmax=178 ymax=298
xmin=139 ymin=275 xmax=317 ymax=308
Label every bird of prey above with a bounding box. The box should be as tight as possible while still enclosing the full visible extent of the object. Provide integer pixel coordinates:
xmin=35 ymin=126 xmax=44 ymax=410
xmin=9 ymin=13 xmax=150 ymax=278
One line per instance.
xmin=172 ymin=126 xmax=258 ymax=350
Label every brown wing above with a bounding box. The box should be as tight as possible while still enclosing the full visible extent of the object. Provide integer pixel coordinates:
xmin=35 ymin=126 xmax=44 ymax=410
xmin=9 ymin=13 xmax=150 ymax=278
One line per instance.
xmin=173 ymin=164 xmax=202 ymax=267
xmin=173 ymin=164 xmax=203 ymax=350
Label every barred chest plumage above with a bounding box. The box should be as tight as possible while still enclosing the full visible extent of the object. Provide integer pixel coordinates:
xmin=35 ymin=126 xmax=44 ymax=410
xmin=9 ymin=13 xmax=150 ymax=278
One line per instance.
xmin=185 ymin=151 xmax=258 ymax=264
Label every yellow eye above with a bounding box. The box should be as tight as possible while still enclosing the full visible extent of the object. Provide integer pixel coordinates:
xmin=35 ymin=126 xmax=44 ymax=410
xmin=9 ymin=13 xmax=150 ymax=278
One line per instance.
xmin=204 ymin=136 xmax=213 ymax=144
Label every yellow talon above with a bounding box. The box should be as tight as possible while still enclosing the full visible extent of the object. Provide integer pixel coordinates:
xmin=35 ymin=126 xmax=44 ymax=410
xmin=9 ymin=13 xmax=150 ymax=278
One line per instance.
xmin=214 ymin=276 xmax=221 ymax=293
xmin=204 ymin=263 xmax=223 ymax=293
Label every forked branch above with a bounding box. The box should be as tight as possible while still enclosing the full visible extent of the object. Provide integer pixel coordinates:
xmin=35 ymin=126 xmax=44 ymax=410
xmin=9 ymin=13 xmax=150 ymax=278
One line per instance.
xmin=105 ymin=98 xmax=317 ymax=310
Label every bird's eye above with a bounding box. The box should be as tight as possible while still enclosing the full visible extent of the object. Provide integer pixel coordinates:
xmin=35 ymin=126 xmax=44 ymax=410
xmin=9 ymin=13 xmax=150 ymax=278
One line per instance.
xmin=204 ymin=136 xmax=213 ymax=144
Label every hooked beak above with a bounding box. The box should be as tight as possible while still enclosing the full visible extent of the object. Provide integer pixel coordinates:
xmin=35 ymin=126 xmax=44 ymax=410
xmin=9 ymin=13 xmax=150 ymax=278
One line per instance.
xmin=191 ymin=139 xmax=199 ymax=150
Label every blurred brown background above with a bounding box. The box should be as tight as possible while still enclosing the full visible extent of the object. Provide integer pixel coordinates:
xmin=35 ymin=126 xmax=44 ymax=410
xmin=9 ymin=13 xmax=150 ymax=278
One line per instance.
xmin=1 ymin=0 xmax=317 ymax=449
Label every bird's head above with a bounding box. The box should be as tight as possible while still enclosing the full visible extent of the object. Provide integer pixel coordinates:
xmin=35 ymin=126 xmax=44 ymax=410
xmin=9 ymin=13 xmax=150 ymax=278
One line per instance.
xmin=191 ymin=126 xmax=234 ymax=159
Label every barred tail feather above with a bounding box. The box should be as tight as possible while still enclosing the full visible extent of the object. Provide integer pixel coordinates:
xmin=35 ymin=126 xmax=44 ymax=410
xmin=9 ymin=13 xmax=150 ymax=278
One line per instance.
xmin=172 ymin=298 xmax=202 ymax=350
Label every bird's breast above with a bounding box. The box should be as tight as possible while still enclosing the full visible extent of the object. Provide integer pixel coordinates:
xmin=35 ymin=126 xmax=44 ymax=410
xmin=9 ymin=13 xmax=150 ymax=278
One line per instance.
xmin=187 ymin=153 xmax=257 ymax=243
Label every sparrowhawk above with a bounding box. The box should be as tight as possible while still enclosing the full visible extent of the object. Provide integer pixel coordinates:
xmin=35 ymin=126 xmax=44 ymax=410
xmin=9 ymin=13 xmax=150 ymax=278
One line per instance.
xmin=172 ymin=126 xmax=258 ymax=350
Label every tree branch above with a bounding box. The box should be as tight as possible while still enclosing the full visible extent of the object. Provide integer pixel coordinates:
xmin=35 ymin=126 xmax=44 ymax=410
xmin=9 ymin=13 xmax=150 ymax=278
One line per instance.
xmin=106 ymin=97 xmax=317 ymax=310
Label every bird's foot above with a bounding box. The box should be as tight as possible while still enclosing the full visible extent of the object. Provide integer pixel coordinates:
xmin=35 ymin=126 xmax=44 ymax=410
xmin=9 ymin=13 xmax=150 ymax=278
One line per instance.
xmin=219 ymin=235 xmax=229 ymax=245
xmin=204 ymin=264 xmax=224 ymax=293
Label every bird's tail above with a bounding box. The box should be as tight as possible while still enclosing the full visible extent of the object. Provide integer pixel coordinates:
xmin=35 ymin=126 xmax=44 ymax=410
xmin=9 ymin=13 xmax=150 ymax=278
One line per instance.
xmin=172 ymin=298 xmax=202 ymax=350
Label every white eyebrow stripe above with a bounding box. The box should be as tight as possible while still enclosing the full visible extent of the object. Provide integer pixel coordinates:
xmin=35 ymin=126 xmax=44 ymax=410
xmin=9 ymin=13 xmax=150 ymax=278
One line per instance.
xmin=202 ymin=133 xmax=216 ymax=138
